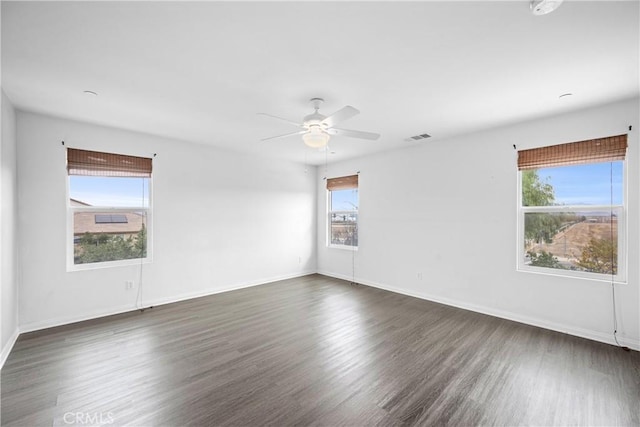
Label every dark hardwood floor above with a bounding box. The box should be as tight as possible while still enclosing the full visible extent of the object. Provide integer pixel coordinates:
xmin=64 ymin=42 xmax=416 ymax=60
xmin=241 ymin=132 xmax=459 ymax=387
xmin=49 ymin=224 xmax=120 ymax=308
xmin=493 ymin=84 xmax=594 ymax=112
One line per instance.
xmin=2 ymin=274 xmax=639 ymax=426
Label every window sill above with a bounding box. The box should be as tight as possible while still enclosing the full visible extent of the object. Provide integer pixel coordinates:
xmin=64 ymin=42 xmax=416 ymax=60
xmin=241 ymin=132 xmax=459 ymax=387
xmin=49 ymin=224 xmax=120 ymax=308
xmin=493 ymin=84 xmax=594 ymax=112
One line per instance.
xmin=517 ymin=265 xmax=626 ymax=284
xmin=328 ymin=244 xmax=358 ymax=251
xmin=68 ymin=257 xmax=152 ymax=272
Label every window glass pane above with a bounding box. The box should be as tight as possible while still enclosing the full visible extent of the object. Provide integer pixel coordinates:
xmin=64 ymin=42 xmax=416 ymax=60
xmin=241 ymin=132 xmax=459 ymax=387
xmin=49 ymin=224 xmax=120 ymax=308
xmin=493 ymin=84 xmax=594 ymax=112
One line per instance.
xmin=522 ymin=161 xmax=623 ymax=207
xmin=524 ymin=211 xmax=617 ymax=274
xmin=73 ymin=211 xmax=147 ymax=264
xmin=330 ymin=212 xmax=358 ymax=247
xmin=330 ymin=188 xmax=358 ymax=247
xmin=69 ymin=176 xmax=150 ymax=208
xmin=331 ymin=189 xmax=358 ymax=211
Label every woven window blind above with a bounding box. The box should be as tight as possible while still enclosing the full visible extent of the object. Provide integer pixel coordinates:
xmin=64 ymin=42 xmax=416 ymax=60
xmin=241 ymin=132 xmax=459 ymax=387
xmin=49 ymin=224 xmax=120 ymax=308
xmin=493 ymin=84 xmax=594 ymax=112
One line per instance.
xmin=326 ymin=175 xmax=358 ymax=191
xmin=517 ymin=134 xmax=627 ymax=170
xmin=67 ymin=148 xmax=152 ymax=177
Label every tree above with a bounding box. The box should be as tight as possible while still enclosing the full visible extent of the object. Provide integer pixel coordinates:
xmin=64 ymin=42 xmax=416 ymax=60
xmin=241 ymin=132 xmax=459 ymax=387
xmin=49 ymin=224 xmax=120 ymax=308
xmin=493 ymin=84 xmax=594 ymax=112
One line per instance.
xmin=522 ymin=170 xmax=557 ymax=245
xmin=521 ymin=170 xmax=579 ymax=248
xmin=577 ymin=237 xmax=617 ymax=275
xmin=527 ymin=250 xmax=564 ymax=269
xmin=133 ymin=224 xmax=147 ymax=258
xmin=74 ymin=227 xmax=147 ymax=264
xmin=522 ymin=170 xmax=555 ymax=207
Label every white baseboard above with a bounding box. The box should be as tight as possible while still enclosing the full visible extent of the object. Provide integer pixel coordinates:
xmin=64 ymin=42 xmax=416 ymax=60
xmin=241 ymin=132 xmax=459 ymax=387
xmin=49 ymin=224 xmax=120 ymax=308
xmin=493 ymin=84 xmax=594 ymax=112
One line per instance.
xmin=19 ymin=271 xmax=316 ymax=334
xmin=16 ymin=269 xmax=639 ymax=352
xmin=318 ymin=270 xmax=640 ymax=351
xmin=19 ymin=301 xmax=146 ymax=335
xmin=141 ymin=271 xmax=316 ymax=312
xmin=0 ymin=327 xmax=20 ymax=370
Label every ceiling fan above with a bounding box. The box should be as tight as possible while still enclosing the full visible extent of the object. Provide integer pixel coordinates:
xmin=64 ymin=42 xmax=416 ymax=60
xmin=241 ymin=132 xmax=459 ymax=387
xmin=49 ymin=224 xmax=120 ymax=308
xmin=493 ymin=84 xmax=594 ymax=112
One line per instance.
xmin=259 ymin=98 xmax=380 ymax=148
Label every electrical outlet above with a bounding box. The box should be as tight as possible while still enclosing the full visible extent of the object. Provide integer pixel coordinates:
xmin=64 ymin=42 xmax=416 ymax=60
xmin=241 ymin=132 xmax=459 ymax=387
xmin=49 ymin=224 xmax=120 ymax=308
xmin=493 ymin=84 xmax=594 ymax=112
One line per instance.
xmin=417 ymin=272 xmax=423 ymax=280
xmin=298 ymin=256 xmax=302 ymax=264
xmin=125 ymin=280 xmax=134 ymax=290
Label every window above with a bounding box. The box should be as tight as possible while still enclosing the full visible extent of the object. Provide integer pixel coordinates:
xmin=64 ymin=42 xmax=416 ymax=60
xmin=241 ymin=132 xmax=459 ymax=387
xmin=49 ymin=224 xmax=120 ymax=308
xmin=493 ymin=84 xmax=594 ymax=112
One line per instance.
xmin=67 ymin=148 xmax=152 ymax=270
xmin=327 ymin=175 xmax=358 ymax=248
xmin=517 ymin=134 xmax=627 ymax=281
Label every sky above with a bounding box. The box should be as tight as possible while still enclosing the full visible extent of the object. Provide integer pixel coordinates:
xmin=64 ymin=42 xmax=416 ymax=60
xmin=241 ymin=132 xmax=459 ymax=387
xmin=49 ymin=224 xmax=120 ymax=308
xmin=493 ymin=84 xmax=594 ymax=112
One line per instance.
xmin=69 ymin=176 xmax=150 ymax=207
xmin=70 ymin=161 xmax=620 ymax=210
xmin=73 ymin=176 xmax=358 ymax=210
xmin=537 ymin=161 xmax=623 ymax=206
xmin=331 ymin=189 xmax=358 ymax=211
xmin=329 ymin=162 xmax=623 ymax=211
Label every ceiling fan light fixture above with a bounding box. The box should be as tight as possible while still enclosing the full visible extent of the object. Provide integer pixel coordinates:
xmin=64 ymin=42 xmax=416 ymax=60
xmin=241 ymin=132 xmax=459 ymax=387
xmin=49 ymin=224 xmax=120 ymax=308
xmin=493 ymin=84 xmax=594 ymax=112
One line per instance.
xmin=303 ymin=127 xmax=330 ymax=148
xmin=260 ymin=98 xmax=378 ymax=145
xmin=530 ymin=0 xmax=564 ymax=15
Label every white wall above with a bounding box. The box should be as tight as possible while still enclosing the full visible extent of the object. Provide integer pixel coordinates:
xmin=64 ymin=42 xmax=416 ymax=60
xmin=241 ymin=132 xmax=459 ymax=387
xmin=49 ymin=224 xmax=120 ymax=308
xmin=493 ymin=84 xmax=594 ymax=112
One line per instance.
xmin=317 ymin=97 xmax=640 ymax=349
xmin=10 ymin=98 xmax=640 ymax=350
xmin=17 ymin=112 xmax=317 ymax=331
xmin=1 ymin=90 xmax=19 ymax=365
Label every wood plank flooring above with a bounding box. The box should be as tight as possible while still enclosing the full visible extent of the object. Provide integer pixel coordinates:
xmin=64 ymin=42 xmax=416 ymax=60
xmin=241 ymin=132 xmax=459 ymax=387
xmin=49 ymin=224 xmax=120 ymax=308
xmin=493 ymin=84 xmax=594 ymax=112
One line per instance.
xmin=2 ymin=274 xmax=639 ymax=426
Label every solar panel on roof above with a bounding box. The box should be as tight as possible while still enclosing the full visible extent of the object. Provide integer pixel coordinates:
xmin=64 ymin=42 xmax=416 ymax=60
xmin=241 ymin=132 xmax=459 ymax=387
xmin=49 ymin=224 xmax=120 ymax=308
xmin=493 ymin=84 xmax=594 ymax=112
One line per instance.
xmin=95 ymin=214 xmax=128 ymax=224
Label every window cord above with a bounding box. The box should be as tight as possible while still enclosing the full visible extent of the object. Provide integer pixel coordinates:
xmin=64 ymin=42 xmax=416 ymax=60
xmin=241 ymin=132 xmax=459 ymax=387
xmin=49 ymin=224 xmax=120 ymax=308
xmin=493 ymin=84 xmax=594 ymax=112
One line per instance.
xmin=610 ymin=161 xmax=629 ymax=351
xmin=136 ymin=176 xmax=144 ymax=310
xmin=324 ymin=148 xmax=328 ymax=179
xmin=136 ymin=177 xmax=148 ymax=312
xmin=136 ymin=216 xmax=144 ymax=311
xmin=350 ymin=186 xmax=357 ymax=286
xmin=351 ymin=237 xmax=355 ymax=285
xmin=351 ymin=210 xmax=357 ymax=286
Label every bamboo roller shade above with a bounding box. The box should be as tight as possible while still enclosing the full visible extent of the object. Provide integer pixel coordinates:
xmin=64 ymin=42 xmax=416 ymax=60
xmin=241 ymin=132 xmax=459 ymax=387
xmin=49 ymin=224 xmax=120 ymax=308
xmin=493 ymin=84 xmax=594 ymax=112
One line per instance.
xmin=326 ymin=175 xmax=358 ymax=191
xmin=517 ymin=134 xmax=627 ymax=170
xmin=67 ymin=148 xmax=152 ymax=177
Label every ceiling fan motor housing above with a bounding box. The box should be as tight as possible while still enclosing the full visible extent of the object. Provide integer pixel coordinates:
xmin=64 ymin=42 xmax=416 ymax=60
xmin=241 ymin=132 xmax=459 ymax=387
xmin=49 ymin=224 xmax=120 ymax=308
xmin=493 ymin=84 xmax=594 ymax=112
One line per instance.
xmin=303 ymin=112 xmax=327 ymax=129
xmin=304 ymin=98 xmax=328 ymax=129
xmin=260 ymin=97 xmax=379 ymax=143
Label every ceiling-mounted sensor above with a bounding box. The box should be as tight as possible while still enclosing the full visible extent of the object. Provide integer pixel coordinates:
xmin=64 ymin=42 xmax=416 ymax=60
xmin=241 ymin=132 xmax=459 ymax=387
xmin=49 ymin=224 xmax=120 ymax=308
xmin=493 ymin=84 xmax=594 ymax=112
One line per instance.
xmin=530 ymin=0 xmax=564 ymax=15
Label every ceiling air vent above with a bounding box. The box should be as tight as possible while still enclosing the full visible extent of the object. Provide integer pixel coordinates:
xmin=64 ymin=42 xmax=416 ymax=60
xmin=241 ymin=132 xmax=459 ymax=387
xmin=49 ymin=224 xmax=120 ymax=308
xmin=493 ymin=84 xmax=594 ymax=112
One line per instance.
xmin=406 ymin=133 xmax=431 ymax=142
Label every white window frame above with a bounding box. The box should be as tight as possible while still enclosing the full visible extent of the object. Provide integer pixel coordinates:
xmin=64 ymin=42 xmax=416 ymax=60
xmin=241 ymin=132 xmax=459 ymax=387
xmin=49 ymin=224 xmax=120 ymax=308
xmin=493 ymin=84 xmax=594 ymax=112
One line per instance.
xmin=327 ymin=187 xmax=359 ymax=251
xmin=516 ymin=165 xmax=626 ymax=283
xmin=66 ymin=177 xmax=153 ymax=272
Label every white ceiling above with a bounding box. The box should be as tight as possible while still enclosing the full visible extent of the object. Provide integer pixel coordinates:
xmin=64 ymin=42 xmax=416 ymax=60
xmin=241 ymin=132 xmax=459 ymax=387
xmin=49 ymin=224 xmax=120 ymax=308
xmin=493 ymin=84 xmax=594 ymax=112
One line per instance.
xmin=2 ymin=1 xmax=638 ymax=165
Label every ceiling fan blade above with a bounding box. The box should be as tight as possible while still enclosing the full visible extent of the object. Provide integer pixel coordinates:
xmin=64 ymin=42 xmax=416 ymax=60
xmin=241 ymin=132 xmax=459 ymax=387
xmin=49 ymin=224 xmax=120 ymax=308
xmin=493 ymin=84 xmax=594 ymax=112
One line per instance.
xmin=329 ymin=127 xmax=380 ymax=140
xmin=261 ymin=130 xmax=307 ymax=142
xmin=321 ymin=106 xmax=359 ymax=127
xmin=257 ymin=113 xmax=303 ymax=128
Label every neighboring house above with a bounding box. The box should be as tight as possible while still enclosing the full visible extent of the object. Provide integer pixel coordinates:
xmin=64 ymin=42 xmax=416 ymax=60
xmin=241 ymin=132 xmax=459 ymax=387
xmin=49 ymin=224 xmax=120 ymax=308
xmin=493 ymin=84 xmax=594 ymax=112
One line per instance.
xmin=71 ymin=199 xmax=145 ymax=242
